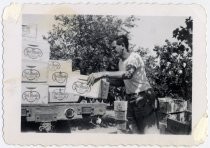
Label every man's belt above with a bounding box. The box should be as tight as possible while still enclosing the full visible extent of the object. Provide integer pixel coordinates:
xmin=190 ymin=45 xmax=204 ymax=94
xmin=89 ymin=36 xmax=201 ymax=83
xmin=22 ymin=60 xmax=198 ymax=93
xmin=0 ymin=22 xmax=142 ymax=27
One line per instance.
xmin=126 ymin=88 xmax=153 ymax=105
xmin=126 ymin=91 xmax=147 ymax=104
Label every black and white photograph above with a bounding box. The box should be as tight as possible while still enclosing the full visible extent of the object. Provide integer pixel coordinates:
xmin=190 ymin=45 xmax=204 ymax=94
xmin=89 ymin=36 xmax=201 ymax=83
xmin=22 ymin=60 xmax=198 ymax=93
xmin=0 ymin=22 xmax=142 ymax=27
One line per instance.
xmin=3 ymin=4 xmax=207 ymax=145
xmin=21 ymin=14 xmax=192 ymax=134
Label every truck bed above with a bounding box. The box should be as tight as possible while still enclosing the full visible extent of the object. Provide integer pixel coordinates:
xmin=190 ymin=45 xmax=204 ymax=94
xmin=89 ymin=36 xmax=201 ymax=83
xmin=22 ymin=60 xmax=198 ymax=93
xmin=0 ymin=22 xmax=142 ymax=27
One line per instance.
xmin=21 ymin=103 xmax=107 ymax=122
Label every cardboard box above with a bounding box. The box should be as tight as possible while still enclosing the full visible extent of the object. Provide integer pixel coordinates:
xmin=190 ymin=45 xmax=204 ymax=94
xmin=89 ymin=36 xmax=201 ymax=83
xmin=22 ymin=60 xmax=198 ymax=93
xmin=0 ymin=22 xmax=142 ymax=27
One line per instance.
xmin=114 ymin=101 xmax=128 ymax=111
xmin=49 ymin=87 xmax=79 ymax=103
xmin=22 ymin=60 xmax=48 ymax=83
xmin=48 ymin=60 xmax=72 ymax=86
xmin=66 ymin=74 xmax=109 ymax=99
xmin=114 ymin=111 xmax=127 ymax=121
xmin=21 ymin=83 xmax=48 ymax=104
xmin=22 ymin=40 xmax=50 ymax=61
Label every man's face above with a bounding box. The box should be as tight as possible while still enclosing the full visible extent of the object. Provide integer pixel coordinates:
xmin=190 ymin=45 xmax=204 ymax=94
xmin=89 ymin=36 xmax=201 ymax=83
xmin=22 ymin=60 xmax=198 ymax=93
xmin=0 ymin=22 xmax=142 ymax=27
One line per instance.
xmin=111 ymin=40 xmax=124 ymax=59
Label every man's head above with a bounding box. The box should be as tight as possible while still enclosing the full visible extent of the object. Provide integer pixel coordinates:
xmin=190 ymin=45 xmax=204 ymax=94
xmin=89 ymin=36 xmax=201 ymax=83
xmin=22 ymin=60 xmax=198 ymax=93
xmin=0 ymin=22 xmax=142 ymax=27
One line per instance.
xmin=111 ymin=35 xmax=129 ymax=58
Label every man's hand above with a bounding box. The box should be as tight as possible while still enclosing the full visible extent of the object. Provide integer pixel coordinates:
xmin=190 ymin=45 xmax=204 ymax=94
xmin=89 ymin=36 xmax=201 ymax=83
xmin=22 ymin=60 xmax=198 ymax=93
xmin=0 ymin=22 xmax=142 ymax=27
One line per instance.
xmin=87 ymin=73 xmax=104 ymax=86
xmin=87 ymin=69 xmax=134 ymax=86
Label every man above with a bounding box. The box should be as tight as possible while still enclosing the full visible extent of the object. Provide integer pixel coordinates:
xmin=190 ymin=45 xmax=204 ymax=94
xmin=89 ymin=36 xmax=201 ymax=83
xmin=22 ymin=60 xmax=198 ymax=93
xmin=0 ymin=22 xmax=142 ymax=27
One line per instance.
xmin=87 ymin=35 xmax=158 ymax=134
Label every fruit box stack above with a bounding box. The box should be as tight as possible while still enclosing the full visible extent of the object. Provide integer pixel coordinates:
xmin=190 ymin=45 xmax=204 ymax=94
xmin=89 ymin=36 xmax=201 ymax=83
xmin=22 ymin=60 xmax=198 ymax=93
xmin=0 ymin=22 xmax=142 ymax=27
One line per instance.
xmin=48 ymin=60 xmax=82 ymax=103
xmin=158 ymin=97 xmax=191 ymax=134
xmin=21 ymin=40 xmax=49 ymax=104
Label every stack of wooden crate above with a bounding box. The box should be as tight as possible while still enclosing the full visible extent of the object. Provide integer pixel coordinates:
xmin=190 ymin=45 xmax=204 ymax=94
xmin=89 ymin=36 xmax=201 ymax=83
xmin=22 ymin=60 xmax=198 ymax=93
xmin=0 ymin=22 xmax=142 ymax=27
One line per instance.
xmin=48 ymin=60 xmax=80 ymax=103
xmin=21 ymin=25 xmax=109 ymax=104
xmin=158 ymin=97 xmax=191 ymax=134
xmin=114 ymin=101 xmax=128 ymax=131
xmin=21 ymin=40 xmax=80 ymax=104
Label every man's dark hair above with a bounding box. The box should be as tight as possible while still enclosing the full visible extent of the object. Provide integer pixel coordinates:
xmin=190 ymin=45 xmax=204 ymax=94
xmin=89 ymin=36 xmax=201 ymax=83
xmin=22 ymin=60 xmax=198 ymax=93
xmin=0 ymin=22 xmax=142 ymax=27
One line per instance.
xmin=115 ymin=35 xmax=129 ymax=51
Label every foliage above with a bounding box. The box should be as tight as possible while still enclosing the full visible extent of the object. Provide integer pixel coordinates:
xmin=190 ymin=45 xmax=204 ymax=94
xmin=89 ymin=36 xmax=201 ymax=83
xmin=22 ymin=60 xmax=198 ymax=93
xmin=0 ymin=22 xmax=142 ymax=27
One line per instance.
xmin=43 ymin=15 xmax=137 ymax=74
xmin=146 ymin=17 xmax=192 ymax=100
xmin=173 ymin=17 xmax=193 ymax=49
xmin=44 ymin=15 xmax=192 ymax=101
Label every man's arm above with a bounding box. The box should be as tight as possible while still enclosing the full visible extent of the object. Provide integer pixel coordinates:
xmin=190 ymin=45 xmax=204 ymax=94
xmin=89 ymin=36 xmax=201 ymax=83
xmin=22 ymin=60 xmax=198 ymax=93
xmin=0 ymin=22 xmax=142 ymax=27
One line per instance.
xmin=87 ymin=64 xmax=136 ymax=86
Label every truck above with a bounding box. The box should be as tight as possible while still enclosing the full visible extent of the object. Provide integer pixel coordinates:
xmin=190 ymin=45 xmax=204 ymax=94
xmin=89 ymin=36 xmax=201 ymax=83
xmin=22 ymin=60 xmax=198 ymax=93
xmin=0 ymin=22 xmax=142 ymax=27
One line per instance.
xmin=21 ymin=99 xmax=107 ymax=132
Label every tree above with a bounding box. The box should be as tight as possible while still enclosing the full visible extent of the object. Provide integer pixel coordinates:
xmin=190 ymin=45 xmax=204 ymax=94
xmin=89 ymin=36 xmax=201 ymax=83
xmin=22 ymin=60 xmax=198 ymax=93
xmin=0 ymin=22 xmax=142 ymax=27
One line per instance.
xmin=43 ymin=15 xmax=138 ymax=103
xmin=43 ymin=15 xmax=138 ymax=74
xmin=173 ymin=17 xmax=193 ymax=49
xmin=147 ymin=17 xmax=192 ymax=100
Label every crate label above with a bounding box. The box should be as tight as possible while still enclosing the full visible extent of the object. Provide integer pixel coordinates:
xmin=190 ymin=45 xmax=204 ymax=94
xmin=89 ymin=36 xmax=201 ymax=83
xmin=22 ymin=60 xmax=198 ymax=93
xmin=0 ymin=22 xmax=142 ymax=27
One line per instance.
xmin=22 ymin=40 xmax=50 ymax=61
xmin=24 ymin=45 xmax=43 ymax=59
xmin=52 ymin=72 xmax=68 ymax=83
xmin=52 ymin=89 xmax=69 ymax=101
xmin=22 ymin=68 xmax=40 ymax=80
xmin=49 ymin=87 xmax=79 ymax=102
xmin=22 ymin=60 xmax=48 ymax=82
xmin=48 ymin=61 xmax=61 ymax=71
xmin=72 ymin=80 xmax=91 ymax=94
xmin=22 ymin=88 xmax=40 ymax=103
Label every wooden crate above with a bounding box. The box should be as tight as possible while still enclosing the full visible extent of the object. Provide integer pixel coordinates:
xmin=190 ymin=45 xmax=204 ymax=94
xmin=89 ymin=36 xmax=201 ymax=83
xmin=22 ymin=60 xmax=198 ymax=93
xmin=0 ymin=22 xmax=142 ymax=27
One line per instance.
xmin=166 ymin=118 xmax=191 ymax=134
xmin=22 ymin=60 xmax=48 ymax=83
xmin=48 ymin=60 xmax=72 ymax=86
xmin=49 ymin=87 xmax=79 ymax=103
xmin=22 ymin=40 xmax=50 ymax=61
xmin=114 ymin=101 xmax=128 ymax=111
xmin=21 ymin=83 xmax=48 ymax=104
xmin=158 ymin=97 xmax=175 ymax=113
xmin=114 ymin=111 xmax=127 ymax=121
xmin=159 ymin=98 xmax=187 ymax=113
xmin=66 ymin=75 xmax=109 ymax=99
xmin=173 ymin=99 xmax=187 ymax=112
xmin=166 ymin=111 xmax=191 ymax=134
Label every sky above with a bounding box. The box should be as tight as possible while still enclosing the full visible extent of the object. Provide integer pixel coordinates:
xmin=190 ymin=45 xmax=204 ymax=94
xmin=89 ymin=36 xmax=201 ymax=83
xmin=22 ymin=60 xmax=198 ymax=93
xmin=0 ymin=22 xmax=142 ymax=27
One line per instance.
xmin=129 ymin=16 xmax=187 ymax=52
xmin=23 ymin=15 xmax=188 ymax=53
